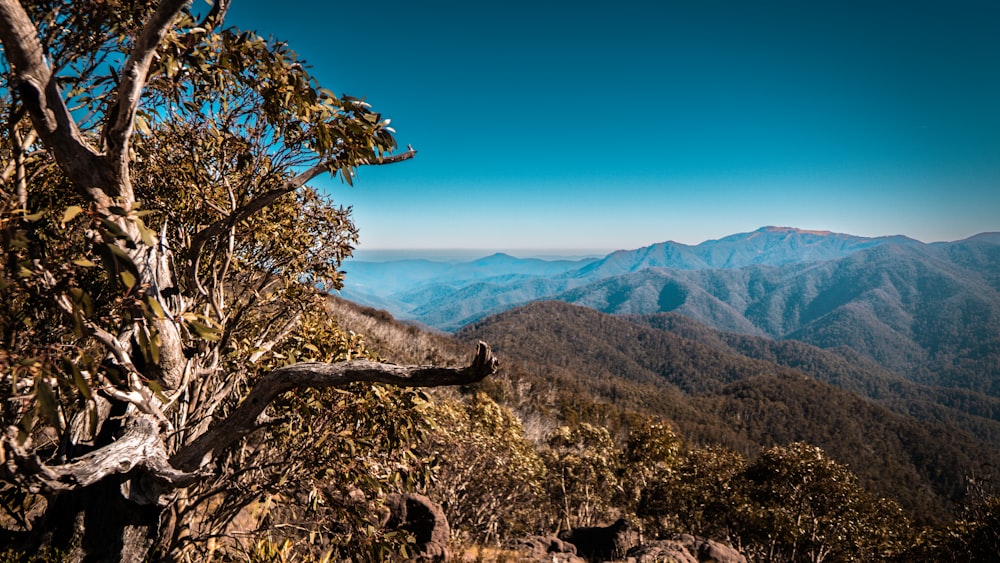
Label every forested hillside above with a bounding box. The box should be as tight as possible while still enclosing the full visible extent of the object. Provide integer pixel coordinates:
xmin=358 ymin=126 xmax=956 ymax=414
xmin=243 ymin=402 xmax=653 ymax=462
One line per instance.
xmin=2 ymin=0 xmax=996 ymax=560
xmin=323 ymin=297 xmax=1000 ymax=561
xmin=456 ymin=300 xmax=1000 ymax=525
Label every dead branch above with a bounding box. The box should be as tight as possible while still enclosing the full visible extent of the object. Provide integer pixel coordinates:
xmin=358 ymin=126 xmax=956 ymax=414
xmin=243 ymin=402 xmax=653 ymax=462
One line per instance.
xmin=171 ymin=341 xmax=497 ymax=471
xmin=0 ymin=415 xmax=199 ymax=497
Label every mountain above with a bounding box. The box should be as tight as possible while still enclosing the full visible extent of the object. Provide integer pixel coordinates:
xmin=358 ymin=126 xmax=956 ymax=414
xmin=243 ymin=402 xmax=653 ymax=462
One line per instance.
xmin=337 ymin=227 xmax=966 ymax=332
xmin=572 ymin=226 xmax=919 ymax=279
xmin=557 ymin=240 xmax=1000 ymax=395
xmin=454 ymin=300 xmax=1000 ymax=525
xmin=337 ymin=228 xmax=999 ymax=399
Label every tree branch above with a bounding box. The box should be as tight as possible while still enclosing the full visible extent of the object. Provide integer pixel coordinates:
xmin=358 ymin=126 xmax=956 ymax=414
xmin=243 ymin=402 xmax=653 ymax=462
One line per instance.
xmin=0 ymin=0 xmax=106 ymax=199
xmin=186 ymin=146 xmax=416 ymax=282
xmin=0 ymin=415 xmax=199 ymax=496
xmin=103 ymin=0 xmax=190 ymax=197
xmin=198 ymin=0 xmax=231 ymax=31
xmin=171 ymin=341 xmax=496 ymax=471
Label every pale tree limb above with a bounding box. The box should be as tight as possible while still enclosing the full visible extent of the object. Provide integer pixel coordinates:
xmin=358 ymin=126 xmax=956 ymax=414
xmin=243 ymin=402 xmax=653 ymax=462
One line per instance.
xmin=198 ymin=0 xmax=231 ymax=32
xmin=103 ymin=0 xmax=190 ymax=198
xmin=171 ymin=341 xmax=497 ymax=471
xmin=0 ymin=344 xmax=497 ymax=499
xmin=0 ymin=0 xmax=105 ymax=199
xmin=0 ymin=415 xmax=199 ymax=496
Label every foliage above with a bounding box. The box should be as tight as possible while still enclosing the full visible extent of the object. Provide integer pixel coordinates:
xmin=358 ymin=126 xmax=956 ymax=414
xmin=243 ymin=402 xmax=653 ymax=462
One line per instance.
xmin=0 ymin=1 xmax=432 ymax=560
xmin=900 ymin=479 xmax=1000 ymax=563
xmin=542 ymin=422 xmax=622 ymax=529
xmin=639 ymin=444 xmax=749 ymax=540
xmin=421 ymin=392 xmax=547 ymax=544
xmin=325 ymin=298 xmax=1000 ymax=561
xmin=161 ymin=308 xmax=432 ymax=561
xmin=460 ymin=300 xmax=1000 ymax=525
xmin=740 ymin=443 xmax=911 ymax=562
xmin=640 ymin=443 xmax=912 ymax=562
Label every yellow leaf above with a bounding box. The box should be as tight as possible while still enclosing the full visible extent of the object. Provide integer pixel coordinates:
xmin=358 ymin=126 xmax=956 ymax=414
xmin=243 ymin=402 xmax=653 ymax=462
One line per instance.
xmin=61 ymin=205 xmax=84 ymax=224
xmin=120 ymin=270 xmax=137 ymax=289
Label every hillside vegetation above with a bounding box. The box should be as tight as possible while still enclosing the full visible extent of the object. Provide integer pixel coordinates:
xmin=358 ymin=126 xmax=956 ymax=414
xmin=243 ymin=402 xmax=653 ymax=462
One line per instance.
xmin=320 ymin=297 xmax=1000 ymax=561
xmin=456 ymin=300 xmax=999 ymax=524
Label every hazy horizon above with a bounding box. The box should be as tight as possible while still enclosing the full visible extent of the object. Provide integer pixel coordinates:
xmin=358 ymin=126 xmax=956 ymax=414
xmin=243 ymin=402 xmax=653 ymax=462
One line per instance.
xmin=347 ymin=225 xmax=996 ymax=262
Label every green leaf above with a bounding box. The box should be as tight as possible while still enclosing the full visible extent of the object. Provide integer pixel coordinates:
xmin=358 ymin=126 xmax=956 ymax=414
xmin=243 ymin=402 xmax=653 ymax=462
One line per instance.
xmin=71 ymin=364 xmax=92 ymax=400
xmin=97 ymin=243 xmax=141 ymax=292
xmin=61 ymin=205 xmax=85 ymax=224
xmin=99 ymin=218 xmax=129 ymax=239
xmin=68 ymin=288 xmax=94 ymax=317
xmin=134 ymin=217 xmax=157 ymax=247
xmin=136 ymin=326 xmax=161 ymax=365
xmin=147 ymin=379 xmax=168 ymax=403
xmin=135 ymin=114 xmax=152 ymax=136
xmin=187 ymin=319 xmax=221 ymax=341
xmin=144 ymin=295 xmax=166 ymax=319
xmin=35 ymin=379 xmax=61 ymax=430
xmin=119 ymin=270 xmax=137 ymax=290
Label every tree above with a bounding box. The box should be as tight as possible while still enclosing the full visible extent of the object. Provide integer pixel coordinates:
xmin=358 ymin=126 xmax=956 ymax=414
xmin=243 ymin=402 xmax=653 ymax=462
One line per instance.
xmin=741 ymin=443 xmax=910 ymax=562
xmin=618 ymin=417 xmax=683 ymax=511
xmin=543 ymin=423 xmax=621 ymax=530
xmin=421 ymin=392 xmax=547 ymax=545
xmin=0 ymin=1 xmax=497 ymax=560
xmin=638 ymin=444 xmax=748 ymax=540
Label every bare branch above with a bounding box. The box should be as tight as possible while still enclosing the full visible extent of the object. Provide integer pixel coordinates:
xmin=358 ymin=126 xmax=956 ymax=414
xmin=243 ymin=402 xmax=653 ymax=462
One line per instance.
xmin=374 ymin=144 xmax=417 ymax=165
xmin=198 ymin=0 xmax=231 ymax=31
xmin=0 ymin=0 xmax=106 ymax=199
xmin=171 ymin=341 xmax=497 ymax=471
xmin=0 ymin=415 xmax=199 ymax=496
xmin=103 ymin=0 xmax=190 ymax=196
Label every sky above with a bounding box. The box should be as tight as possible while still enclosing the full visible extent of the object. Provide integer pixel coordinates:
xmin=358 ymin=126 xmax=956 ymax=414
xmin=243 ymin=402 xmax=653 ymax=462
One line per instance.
xmin=228 ymin=0 xmax=1000 ymax=255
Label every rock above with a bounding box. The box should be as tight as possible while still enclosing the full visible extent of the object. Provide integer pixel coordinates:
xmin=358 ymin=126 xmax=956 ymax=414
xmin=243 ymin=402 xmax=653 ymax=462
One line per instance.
xmin=385 ymin=493 xmax=450 ymax=561
xmin=506 ymin=535 xmax=584 ymax=562
xmin=627 ymin=535 xmax=747 ymax=563
xmin=558 ymin=518 xmax=633 ymax=562
xmin=627 ymin=541 xmax=698 ymax=563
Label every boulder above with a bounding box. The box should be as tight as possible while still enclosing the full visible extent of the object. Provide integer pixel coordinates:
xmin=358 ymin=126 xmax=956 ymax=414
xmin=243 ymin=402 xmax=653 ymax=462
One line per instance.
xmin=506 ymin=535 xmax=583 ymax=562
xmin=627 ymin=541 xmax=698 ymax=563
xmin=385 ymin=493 xmax=450 ymax=561
xmin=627 ymin=534 xmax=747 ymax=563
xmin=558 ymin=518 xmax=633 ymax=562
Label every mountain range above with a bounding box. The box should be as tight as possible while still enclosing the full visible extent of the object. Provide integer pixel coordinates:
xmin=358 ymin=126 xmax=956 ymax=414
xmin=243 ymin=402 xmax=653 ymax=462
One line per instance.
xmin=340 ymin=227 xmax=1000 ymax=396
xmin=327 ymin=225 xmax=1000 ymax=532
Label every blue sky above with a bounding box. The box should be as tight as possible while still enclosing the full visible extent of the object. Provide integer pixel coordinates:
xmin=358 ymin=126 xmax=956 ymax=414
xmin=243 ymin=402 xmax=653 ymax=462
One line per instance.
xmin=229 ymin=1 xmax=1000 ymax=253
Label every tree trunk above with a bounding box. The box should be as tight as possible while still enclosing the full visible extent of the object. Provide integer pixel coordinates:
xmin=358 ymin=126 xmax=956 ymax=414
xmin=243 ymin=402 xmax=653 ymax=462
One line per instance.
xmin=23 ymin=480 xmax=161 ymax=563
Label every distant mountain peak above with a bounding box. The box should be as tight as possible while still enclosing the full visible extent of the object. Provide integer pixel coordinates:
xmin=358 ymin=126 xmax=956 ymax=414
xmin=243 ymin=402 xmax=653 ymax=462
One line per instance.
xmin=759 ymin=226 xmax=836 ymax=236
